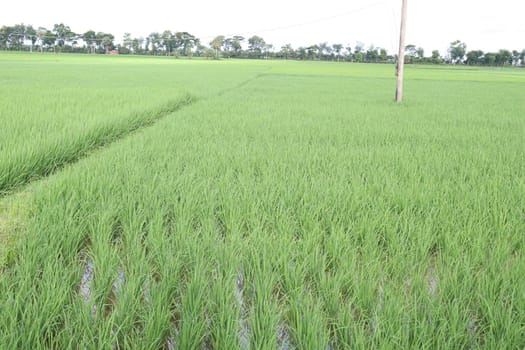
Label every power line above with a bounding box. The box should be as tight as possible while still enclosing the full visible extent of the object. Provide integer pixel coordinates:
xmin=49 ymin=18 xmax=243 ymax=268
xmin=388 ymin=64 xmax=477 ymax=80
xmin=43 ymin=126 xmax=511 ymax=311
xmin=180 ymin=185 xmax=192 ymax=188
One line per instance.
xmin=390 ymin=6 xmax=398 ymax=55
xmin=199 ymin=1 xmax=388 ymax=41
xmin=3 ymin=3 xmax=389 ymax=46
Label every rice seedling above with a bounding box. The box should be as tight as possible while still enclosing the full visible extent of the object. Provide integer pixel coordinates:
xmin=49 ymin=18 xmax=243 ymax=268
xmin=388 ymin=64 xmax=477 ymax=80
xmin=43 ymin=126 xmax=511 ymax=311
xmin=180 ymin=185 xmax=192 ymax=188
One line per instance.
xmin=1 ymin=54 xmax=524 ymax=348
xmin=0 ymin=53 xmax=268 ymax=195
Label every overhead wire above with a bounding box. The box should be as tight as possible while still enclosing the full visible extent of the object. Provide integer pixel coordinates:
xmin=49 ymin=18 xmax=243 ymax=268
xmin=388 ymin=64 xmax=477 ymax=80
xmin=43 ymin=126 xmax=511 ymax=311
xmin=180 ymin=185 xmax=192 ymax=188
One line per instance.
xmin=199 ymin=1 xmax=388 ymax=41
xmin=3 ymin=2 xmax=390 ymax=46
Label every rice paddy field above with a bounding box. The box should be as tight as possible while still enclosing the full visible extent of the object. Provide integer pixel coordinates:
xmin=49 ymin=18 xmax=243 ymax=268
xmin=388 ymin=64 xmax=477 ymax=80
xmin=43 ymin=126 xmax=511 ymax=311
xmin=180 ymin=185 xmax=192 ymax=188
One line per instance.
xmin=1 ymin=53 xmax=524 ymax=349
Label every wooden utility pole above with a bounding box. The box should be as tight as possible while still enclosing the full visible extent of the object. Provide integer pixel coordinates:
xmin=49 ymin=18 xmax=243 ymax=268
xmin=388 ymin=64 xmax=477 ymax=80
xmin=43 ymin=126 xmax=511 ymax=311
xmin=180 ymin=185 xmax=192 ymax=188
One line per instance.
xmin=395 ymin=0 xmax=408 ymax=103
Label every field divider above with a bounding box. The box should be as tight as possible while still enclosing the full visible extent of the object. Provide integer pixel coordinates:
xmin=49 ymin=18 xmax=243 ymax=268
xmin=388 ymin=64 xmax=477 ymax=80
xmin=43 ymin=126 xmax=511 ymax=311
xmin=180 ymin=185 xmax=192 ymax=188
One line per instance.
xmin=0 ymin=93 xmax=196 ymax=198
xmin=217 ymin=68 xmax=272 ymax=97
xmin=0 ymin=68 xmax=273 ymax=200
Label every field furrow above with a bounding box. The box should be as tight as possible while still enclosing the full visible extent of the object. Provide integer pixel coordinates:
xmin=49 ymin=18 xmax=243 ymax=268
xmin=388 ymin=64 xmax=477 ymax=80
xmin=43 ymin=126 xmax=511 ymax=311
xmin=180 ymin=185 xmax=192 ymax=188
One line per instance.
xmin=0 ymin=54 xmax=269 ymax=196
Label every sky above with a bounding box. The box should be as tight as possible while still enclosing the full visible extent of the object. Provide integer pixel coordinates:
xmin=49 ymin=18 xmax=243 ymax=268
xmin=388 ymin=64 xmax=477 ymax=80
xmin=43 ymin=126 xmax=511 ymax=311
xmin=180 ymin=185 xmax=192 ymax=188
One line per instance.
xmin=2 ymin=0 xmax=524 ymax=55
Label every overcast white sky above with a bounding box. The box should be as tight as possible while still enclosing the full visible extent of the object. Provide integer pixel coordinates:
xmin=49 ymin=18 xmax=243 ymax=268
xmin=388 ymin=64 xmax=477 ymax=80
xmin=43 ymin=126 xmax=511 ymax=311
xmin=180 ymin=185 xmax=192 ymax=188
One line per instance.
xmin=2 ymin=0 xmax=524 ymax=55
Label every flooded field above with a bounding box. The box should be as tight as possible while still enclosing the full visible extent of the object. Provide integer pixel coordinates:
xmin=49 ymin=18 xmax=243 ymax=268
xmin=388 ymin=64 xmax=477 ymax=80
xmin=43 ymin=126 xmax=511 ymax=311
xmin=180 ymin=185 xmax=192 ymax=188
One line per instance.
xmin=1 ymin=54 xmax=524 ymax=348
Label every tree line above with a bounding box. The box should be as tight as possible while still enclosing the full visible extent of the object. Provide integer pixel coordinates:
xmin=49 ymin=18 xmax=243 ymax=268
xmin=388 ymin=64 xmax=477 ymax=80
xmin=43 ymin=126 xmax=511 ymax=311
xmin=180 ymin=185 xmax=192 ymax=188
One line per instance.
xmin=1 ymin=23 xmax=524 ymax=66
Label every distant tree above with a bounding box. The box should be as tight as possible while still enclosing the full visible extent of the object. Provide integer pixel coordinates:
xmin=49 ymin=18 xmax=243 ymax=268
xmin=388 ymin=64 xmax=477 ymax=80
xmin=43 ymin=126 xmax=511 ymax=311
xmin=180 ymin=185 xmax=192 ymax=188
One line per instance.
xmin=511 ymin=50 xmax=520 ymax=66
xmin=332 ymin=44 xmax=343 ymax=62
xmin=220 ymin=35 xmax=243 ymax=58
xmin=431 ymin=50 xmax=442 ymax=64
xmin=483 ymin=52 xmax=497 ymax=66
xmin=231 ymin=36 xmax=244 ymax=57
xmin=210 ymin=35 xmax=224 ymax=59
xmin=496 ymin=49 xmax=512 ymax=66
xmin=178 ymin=32 xmax=198 ymax=56
xmin=42 ymin=30 xmax=57 ymax=51
xmin=0 ymin=24 xmax=39 ymax=51
xmin=161 ymin=30 xmax=175 ymax=55
xmin=103 ymin=33 xmax=115 ymax=53
xmin=296 ymin=46 xmax=307 ymax=60
xmin=279 ymin=44 xmax=294 ymax=60
xmin=83 ymin=30 xmax=97 ymax=53
xmin=403 ymin=44 xmax=417 ymax=63
xmin=25 ymin=25 xmax=37 ymax=51
xmin=306 ymin=45 xmax=319 ymax=60
xmin=193 ymin=43 xmax=205 ymax=57
xmin=248 ymin=35 xmax=266 ymax=58
xmin=7 ymin=20 xmax=525 ymax=65
xmin=96 ymin=32 xmax=114 ymax=53
xmin=379 ymin=48 xmax=388 ymax=62
xmin=203 ymin=46 xmax=215 ymax=59
xmin=148 ymin=32 xmax=161 ymax=55
xmin=366 ymin=46 xmax=379 ymax=62
xmin=0 ymin=24 xmax=27 ymax=50
xmin=144 ymin=36 xmax=150 ymax=54
xmin=0 ymin=26 xmax=9 ymax=49
xmin=354 ymin=42 xmax=364 ymax=54
xmin=449 ymin=40 xmax=466 ymax=63
xmin=221 ymin=37 xmax=234 ymax=58
xmin=1 ymin=26 xmax=13 ymax=49
xmin=123 ymin=33 xmax=132 ymax=53
xmin=53 ymin=23 xmax=75 ymax=51
xmin=131 ymin=37 xmax=144 ymax=54
xmin=14 ymin=24 xmax=29 ymax=50
xmin=264 ymin=43 xmax=274 ymax=59
xmin=35 ymin=27 xmax=48 ymax=52
xmin=466 ymin=50 xmax=483 ymax=65
xmin=404 ymin=44 xmax=416 ymax=56
xmin=416 ymin=47 xmax=424 ymax=60
xmin=318 ymin=42 xmax=331 ymax=60
xmin=344 ymin=46 xmax=352 ymax=61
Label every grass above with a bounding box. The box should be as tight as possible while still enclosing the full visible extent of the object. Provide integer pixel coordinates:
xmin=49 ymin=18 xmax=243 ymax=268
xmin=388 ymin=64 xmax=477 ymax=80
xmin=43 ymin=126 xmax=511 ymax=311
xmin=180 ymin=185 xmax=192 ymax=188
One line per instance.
xmin=1 ymin=53 xmax=524 ymax=348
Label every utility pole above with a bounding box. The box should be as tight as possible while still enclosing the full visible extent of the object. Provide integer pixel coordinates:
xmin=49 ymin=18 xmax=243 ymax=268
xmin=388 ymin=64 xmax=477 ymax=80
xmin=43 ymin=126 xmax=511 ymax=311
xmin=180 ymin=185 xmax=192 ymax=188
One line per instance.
xmin=395 ymin=0 xmax=408 ymax=103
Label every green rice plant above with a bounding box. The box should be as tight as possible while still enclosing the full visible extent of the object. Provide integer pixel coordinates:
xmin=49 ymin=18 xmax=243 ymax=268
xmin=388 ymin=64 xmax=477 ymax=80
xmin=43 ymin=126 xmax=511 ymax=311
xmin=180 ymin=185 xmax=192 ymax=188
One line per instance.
xmin=0 ymin=53 xmax=269 ymax=195
xmin=0 ymin=57 xmax=524 ymax=348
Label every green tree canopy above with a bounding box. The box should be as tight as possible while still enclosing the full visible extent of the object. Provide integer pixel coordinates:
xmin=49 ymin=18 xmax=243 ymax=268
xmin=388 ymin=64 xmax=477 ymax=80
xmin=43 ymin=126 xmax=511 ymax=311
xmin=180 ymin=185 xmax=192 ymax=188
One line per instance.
xmin=449 ymin=40 xmax=467 ymax=63
xmin=248 ymin=35 xmax=265 ymax=58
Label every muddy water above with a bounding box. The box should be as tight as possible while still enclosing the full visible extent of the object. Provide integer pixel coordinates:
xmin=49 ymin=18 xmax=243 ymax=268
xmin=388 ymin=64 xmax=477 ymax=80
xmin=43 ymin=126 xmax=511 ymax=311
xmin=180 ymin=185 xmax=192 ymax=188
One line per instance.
xmin=426 ymin=257 xmax=439 ymax=297
xmin=235 ymin=266 xmax=250 ymax=350
xmin=277 ymin=322 xmax=292 ymax=350
xmin=78 ymin=257 xmax=97 ymax=316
